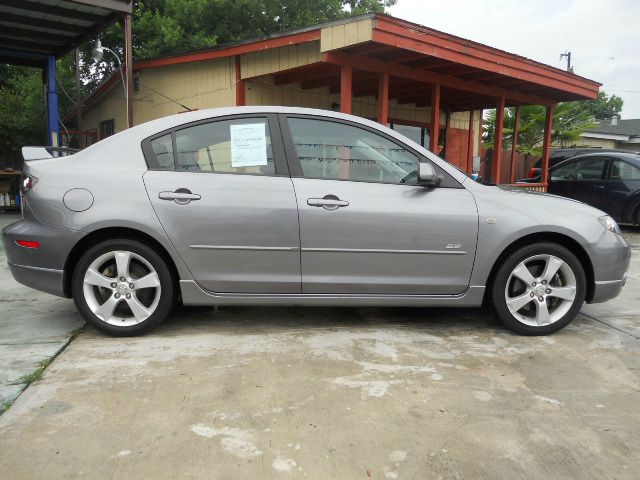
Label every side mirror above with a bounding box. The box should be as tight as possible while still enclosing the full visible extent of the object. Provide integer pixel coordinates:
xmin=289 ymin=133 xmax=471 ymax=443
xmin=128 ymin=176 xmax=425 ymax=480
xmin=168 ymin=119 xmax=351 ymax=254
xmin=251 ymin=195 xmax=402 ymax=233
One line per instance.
xmin=418 ymin=162 xmax=440 ymax=186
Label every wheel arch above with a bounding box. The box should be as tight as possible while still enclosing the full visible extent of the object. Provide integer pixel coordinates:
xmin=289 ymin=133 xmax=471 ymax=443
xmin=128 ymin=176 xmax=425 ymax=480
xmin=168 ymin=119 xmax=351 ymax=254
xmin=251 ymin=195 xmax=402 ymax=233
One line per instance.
xmin=484 ymin=232 xmax=595 ymax=304
xmin=63 ymin=227 xmax=181 ymax=298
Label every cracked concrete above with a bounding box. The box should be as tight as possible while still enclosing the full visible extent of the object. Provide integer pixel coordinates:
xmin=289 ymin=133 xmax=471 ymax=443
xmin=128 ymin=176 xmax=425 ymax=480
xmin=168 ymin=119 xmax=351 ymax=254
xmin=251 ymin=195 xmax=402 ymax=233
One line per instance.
xmin=0 ymin=218 xmax=638 ymax=479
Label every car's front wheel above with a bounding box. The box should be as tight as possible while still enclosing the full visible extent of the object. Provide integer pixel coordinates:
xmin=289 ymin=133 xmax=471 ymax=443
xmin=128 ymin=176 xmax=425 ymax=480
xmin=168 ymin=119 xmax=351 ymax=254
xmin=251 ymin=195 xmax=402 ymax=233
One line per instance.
xmin=72 ymin=239 xmax=175 ymax=336
xmin=491 ymin=242 xmax=586 ymax=335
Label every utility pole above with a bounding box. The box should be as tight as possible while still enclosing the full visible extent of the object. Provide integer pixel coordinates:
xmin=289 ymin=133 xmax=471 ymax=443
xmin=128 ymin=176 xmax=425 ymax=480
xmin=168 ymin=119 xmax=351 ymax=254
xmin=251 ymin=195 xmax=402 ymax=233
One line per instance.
xmin=560 ymin=51 xmax=573 ymax=73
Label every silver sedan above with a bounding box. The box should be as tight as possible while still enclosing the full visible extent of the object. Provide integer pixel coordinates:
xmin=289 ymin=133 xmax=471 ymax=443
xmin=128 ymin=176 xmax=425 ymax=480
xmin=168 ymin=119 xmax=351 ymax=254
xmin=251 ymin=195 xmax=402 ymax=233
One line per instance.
xmin=2 ymin=107 xmax=630 ymax=336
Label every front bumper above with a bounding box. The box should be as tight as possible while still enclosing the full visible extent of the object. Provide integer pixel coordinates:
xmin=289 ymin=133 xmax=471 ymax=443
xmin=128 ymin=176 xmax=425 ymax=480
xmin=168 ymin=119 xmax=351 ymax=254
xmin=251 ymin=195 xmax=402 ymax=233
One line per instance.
xmin=2 ymin=218 xmax=82 ymax=298
xmin=586 ymin=230 xmax=631 ymax=304
xmin=590 ymin=277 xmax=627 ymax=304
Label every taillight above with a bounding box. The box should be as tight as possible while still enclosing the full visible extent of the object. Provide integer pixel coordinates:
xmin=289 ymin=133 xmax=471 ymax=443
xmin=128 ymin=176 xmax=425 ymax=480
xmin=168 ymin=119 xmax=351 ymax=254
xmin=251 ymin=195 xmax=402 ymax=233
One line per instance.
xmin=20 ymin=174 xmax=38 ymax=194
xmin=16 ymin=240 xmax=40 ymax=249
xmin=527 ymin=168 xmax=536 ymax=178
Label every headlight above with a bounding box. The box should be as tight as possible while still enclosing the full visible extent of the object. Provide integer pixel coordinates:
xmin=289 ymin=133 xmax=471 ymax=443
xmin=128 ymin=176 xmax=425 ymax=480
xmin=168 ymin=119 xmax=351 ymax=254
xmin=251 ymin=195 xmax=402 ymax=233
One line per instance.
xmin=598 ymin=215 xmax=621 ymax=235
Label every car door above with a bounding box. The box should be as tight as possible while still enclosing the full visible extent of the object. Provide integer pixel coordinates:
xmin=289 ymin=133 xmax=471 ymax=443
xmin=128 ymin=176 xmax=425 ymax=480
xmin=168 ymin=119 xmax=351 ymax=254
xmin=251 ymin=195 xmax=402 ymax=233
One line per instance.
xmin=142 ymin=114 xmax=301 ymax=293
xmin=606 ymin=157 xmax=640 ymax=220
xmin=280 ymin=115 xmax=478 ymax=295
xmin=548 ymin=155 xmax=608 ymax=210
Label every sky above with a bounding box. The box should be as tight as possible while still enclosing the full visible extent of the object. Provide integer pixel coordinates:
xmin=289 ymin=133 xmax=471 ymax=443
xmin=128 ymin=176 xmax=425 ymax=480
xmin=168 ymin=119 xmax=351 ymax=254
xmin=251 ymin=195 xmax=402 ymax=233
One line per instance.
xmin=388 ymin=0 xmax=640 ymax=118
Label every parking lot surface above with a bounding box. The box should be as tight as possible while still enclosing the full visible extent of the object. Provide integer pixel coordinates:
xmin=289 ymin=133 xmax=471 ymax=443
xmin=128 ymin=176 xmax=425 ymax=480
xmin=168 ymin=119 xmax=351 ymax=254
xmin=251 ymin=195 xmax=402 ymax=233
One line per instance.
xmin=0 ymin=219 xmax=638 ymax=479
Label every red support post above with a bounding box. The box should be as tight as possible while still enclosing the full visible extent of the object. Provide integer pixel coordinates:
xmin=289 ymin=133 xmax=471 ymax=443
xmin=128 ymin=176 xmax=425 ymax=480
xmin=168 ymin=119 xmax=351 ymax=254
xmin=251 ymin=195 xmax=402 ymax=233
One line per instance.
xmin=492 ymin=96 xmax=505 ymax=184
xmin=377 ymin=72 xmax=389 ymax=125
xmin=124 ymin=14 xmax=133 ymax=128
xmin=510 ymin=106 xmax=521 ymax=183
xmin=429 ymin=83 xmax=440 ymax=154
xmin=466 ymin=110 xmax=475 ymax=174
xmin=541 ymin=104 xmax=555 ymax=186
xmin=340 ymin=64 xmax=352 ymax=114
xmin=235 ymin=56 xmax=245 ymax=106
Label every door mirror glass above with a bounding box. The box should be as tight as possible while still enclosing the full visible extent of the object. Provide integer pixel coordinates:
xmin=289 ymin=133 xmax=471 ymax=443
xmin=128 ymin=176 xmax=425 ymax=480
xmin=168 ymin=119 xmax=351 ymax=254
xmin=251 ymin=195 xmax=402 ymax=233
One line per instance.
xmin=418 ymin=162 xmax=439 ymax=186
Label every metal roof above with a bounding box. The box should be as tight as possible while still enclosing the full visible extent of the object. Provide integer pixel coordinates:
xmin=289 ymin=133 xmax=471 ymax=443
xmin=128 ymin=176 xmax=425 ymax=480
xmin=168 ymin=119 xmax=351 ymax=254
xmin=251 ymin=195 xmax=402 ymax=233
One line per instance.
xmin=0 ymin=0 xmax=131 ymax=65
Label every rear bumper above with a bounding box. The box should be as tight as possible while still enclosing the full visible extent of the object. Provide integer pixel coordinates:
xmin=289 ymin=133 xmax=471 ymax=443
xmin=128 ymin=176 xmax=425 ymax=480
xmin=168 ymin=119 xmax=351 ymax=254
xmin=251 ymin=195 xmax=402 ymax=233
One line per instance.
xmin=8 ymin=263 xmax=66 ymax=297
xmin=2 ymin=218 xmax=81 ymax=298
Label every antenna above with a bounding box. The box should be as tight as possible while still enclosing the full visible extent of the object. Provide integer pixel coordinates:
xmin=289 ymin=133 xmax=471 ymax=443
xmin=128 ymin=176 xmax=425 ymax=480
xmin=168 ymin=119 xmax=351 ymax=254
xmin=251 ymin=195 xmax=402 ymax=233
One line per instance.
xmin=559 ymin=51 xmax=573 ymax=73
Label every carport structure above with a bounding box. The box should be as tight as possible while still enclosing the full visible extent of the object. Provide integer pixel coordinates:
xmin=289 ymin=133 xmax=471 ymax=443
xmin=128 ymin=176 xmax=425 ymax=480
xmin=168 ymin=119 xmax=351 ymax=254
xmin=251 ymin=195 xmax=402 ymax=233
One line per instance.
xmin=0 ymin=0 xmax=133 ymax=146
xmin=79 ymin=13 xmax=601 ymax=189
xmin=234 ymin=14 xmax=600 ymax=188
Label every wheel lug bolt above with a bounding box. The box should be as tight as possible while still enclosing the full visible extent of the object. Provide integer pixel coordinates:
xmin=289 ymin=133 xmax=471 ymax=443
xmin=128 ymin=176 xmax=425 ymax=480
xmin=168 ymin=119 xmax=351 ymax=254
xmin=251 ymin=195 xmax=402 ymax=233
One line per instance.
xmin=530 ymin=292 xmax=534 ymax=298
xmin=538 ymin=296 xmax=544 ymax=302
xmin=129 ymin=283 xmax=134 ymax=289
xmin=546 ymin=289 xmax=551 ymax=294
xmin=120 ymin=277 xmax=126 ymax=282
xmin=111 ymin=282 xmax=117 ymax=288
xmin=126 ymin=293 xmax=131 ymax=299
xmin=532 ymin=282 xmax=536 ymax=287
xmin=114 ymin=293 xmax=121 ymax=299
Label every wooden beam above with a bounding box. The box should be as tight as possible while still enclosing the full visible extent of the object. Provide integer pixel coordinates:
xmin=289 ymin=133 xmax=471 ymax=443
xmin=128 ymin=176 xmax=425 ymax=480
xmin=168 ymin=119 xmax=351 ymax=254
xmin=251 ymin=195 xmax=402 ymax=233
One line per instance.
xmin=274 ymin=65 xmax=332 ymax=85
xmin=235 ymin=56 xmax=245 ymax=106
xmin=323 ymin=51 xmax=555 ymax=107
xmin=124 ymin=14 xmax=133 ymax=128
xmin=340 ymin=64 xmax=352 ymax=114
xmin=510 ymin=106 xmax=520 ymax=182
xmin=541 ymin=105 xmax=555 ymax=186
xmin=429 ymin=83 xmax=441 ymax=154
xmin=377 ymin=72 xmax=389 ymax=125
xmin=467 ymin=110 xmax=475 ymax=174
xmin=492 ymin=97 xmax=506 ymax=184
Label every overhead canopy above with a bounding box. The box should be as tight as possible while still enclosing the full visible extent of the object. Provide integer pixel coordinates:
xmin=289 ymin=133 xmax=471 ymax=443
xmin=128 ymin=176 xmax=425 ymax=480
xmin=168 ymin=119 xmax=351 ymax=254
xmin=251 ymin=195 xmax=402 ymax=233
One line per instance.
xmin=0 ymin=0 xmax=132 ymax=66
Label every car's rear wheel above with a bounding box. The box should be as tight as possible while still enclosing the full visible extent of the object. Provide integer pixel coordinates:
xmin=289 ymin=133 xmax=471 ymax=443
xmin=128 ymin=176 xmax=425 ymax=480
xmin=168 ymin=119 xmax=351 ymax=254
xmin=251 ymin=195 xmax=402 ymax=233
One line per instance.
xmin=72 ymin=239 xmax=175 ymax=336
xmin=491 ymin=242 xmax=586 ymax=335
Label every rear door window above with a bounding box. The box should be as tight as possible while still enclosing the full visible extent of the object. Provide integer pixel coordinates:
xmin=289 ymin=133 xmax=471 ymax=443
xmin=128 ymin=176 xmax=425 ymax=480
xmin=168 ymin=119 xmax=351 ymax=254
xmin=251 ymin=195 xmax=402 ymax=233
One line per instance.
xmin=551 ymin=156 xmax=607 ymax=181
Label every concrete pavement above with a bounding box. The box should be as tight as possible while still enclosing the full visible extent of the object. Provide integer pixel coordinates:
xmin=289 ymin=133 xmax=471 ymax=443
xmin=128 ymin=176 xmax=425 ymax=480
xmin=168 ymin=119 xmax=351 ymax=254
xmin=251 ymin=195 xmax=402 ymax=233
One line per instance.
xmin=0 ymin=214 xmax=83 ymax=408
xmin=0 ymin=224 xmax=638 ymax=479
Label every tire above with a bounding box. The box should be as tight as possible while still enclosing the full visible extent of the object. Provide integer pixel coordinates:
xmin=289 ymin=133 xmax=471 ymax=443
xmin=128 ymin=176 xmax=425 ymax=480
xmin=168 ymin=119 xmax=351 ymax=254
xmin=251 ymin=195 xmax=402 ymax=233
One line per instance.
xmin=490 ymin=242 xmax=586 ymax=336
xmin=72 ymin=239 xmax=176 ymax=336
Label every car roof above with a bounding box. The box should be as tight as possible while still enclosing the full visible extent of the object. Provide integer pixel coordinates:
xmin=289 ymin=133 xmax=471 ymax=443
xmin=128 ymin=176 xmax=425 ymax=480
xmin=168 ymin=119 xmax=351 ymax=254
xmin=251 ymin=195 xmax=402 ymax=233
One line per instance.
xmin=550 ymin=151 xmax=640 ymax=170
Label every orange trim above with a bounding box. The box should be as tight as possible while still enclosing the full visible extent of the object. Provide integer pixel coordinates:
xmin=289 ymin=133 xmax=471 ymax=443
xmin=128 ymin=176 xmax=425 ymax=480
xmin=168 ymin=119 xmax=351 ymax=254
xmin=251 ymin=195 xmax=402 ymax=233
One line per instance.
xmin=541 ymin=105 xmax=555 ymax=185
xmin=377 ymin=72 xmax=389 ymax=125
xmin=235 ymin=56 xmax=245 ymax=106
xmin=493 ymin=96 xmax=505 ymax=183
xmin=466 ymin=110 xmax=475 ymax=174
xmin=135 ymin=30 xmax=321 ymax=70
xmin=429 ymin=83 xmax=440 ymax=154
xmin=510 ymin=106 xmax=521 ymax=183
xmin=340 ymin=64 xmax=352 ymax=114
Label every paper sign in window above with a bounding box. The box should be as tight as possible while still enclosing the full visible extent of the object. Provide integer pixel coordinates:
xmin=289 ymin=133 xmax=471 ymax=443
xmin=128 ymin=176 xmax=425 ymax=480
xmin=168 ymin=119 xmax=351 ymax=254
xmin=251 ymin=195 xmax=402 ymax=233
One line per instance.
xmin=230 ymin=123 xmax=268 ymax=167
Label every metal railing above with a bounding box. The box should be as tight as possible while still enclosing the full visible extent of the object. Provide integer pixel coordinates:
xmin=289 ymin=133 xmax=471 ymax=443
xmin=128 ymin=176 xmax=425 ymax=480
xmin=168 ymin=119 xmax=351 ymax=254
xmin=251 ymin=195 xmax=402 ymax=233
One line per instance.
xmin=504 ymin=182 xmax=547 ymax=192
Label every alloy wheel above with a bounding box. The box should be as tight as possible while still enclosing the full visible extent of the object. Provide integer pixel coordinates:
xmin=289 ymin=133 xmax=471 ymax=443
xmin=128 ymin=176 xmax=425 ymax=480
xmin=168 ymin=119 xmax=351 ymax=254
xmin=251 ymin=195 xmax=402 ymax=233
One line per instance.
xmin=504 ymin=254 xmax=577 ymax=327
xmin=82 ymin=250 xmax=162 ymax=326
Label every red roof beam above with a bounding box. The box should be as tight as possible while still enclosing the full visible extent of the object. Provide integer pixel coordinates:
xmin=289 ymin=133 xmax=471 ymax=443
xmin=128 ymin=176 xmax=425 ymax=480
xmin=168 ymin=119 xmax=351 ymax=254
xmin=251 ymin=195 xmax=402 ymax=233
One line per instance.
xmin=135 ymin=29 xmax=321 ymax=70
xmin=371 ymin=18 xmax=599 ymax=99
xmin=322 ymin=50 xmax=556 ymax=107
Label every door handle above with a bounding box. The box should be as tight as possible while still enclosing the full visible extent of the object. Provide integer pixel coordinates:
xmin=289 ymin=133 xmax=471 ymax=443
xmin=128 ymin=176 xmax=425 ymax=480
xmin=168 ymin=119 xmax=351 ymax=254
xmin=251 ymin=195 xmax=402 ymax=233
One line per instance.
xmin=159 ymin=189 xmax=201 ymax=204
xmin=307 ymin=197 xmax=349 ymax=210
xmin=592 ymin=185 xmax=605 ymax=190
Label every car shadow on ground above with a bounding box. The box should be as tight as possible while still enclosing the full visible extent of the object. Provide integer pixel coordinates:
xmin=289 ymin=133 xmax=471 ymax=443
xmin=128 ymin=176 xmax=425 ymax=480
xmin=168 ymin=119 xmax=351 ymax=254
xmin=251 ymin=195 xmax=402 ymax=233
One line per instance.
xmin=88 ymin=304 xmax=504 ymax=338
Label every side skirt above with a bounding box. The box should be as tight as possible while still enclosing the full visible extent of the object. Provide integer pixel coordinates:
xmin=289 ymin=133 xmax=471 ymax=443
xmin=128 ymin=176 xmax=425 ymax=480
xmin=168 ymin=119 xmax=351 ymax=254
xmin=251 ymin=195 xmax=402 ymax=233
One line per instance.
xmin=179 ymin=280 xmax=486 ymax=307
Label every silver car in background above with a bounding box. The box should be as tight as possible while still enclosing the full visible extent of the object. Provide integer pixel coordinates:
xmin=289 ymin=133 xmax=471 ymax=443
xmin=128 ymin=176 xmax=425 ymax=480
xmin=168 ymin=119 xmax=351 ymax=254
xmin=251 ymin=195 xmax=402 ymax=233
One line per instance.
xmin=2 ymin=107 xmax=630 ymax=336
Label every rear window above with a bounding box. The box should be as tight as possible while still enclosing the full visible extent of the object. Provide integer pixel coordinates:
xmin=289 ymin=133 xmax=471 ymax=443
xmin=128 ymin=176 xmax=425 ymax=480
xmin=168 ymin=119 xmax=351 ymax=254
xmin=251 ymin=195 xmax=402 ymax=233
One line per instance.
xmin=149 ymin=134 xmax=175 ymax=170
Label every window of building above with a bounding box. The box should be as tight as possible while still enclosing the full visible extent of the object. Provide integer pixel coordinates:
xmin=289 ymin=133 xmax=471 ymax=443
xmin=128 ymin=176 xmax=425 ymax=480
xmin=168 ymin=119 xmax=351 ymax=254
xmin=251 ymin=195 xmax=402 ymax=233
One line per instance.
xmin=99 ymin=119 xmax=115 ymax=139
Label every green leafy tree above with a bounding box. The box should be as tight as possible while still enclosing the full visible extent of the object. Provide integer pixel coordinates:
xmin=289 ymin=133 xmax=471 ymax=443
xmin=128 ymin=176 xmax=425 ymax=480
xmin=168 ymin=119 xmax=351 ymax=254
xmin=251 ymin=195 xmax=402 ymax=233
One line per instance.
xmin=0 ymin=0 xmax=395 ymax=150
